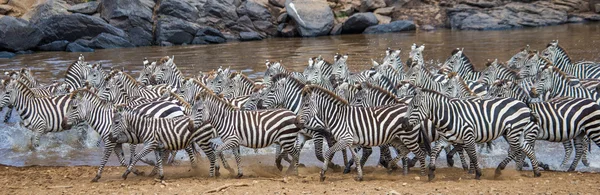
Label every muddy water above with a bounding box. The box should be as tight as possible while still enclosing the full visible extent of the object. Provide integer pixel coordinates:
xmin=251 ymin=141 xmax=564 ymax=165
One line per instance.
xmin=0 ymin=23 xmax=600 ymax=171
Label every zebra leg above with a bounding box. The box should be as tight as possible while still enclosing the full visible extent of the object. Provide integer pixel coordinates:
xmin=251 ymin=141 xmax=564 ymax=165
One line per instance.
xmin=198 ymin=142 xmax=220 ymax=177
xmin=91 ymin=141 xmax=116 ymax=182
xmin=581 ymin=136 xmax=590 ymax=167
xmin=464 ymin=141 xmax=482 ymax=180
xmin=495 ymin=138 xmax=523 ymax=177
xmin=428 ymin=142 xmax=444 ymax=181
xmin=386 ymin=143 xmax=410 ymax=175
xmin=3 ymin=106 xmax=12 ymax=123
xmin=560 ymin=141 xmax=574 ymax=167
xmin=313 ymin=135 xmax=325 ymax=162
xmin=568 ymin=135 xmax=586 ymax=172
xmin=349 ymin=145 xmax=363 ymax=181
xmin=452 ymin=144 xmax=469 ymax=172
xmin=123 ymin=142 xmax=158 ymax=180
xmin=320 ymin=139 xmax=351 ymax=182
xmin=153 ymin=150 xmax=165 ymax=181
xmin=232 ymin=147 xmax=243 ymax=178
xmin=280 ymin=136 xmax=300 ymax=175
xmin=379 ymin=146 xmax=397 ymax=170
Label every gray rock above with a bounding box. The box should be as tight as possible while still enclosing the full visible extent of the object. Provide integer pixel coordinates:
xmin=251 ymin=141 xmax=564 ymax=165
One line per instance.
xmin=159 ymin=0 xmax=199 ymax=21
xmin=232 ymin=15 xmax=258 ymax=32
xmin=196 ymin=27 xmax=225 ymax=38
xmin=68 ymin=1 xmax=99 ymax=14
xmin=278 ymin=23 xmax=297 ymax=37
xmin=15 ymin=50 xmax=34 ymax=55
xmin=285 ymin=0 xmax=334 ymax=37
xmin=23 ymin=0 xmax=70 ymax=23
xmin=0 ymin=51 xmax=16 ymax=59
xmin=195 ymin=27 xmax=227 ymax=44
xmin=191 ymin=37 xmax=208 ymax=45
xmin=595 ymin=3 xmax=600 ymax=13
xmin=66 ymin=42 xmax=94 ymax=52
xmin=155 ymin=15 xmax=200 ymax=45
xmin=253 ymin=20 xmax=277 ymax=35
xmin=270 ymin=0 xmax=285 ymax=8
xmin=567 ymin=16 xmax=585 ymax=23
xmin=421 ymin=24 xmax=435 ymax=31
xmin=74 ymin=39 xmax=94 ymax=48
xmin=37 ymin=40 xmax=69 ymax=51
xmin=342 ymin=12 xmax=379 ymax=34
xmin=204 ymin=36 xmax=227 ymax=43
xmin=240 ymin=31 xmax=262 ymax=41
xmin=374 ymin=7 xmax=394 ymax=15
xmin=363 ymin=20 xmax=415 ymax=34
xmin=277 ymin=13 xmax=289 ymax=23
xmin=363 ymin=0 xmax=386 ymax=10
xmin=90 ymin=33 xmax=135 ymax=49
xmin=0 ymin=16 xmax=43 ymax=52
xmin=246 ymin=0 xmax=272 ymax=21
xmin=330 ymin=23 xmax=343 ymax=35
xmin=205 ymin=0 xmax=240 ymax=22
xmin=36 ymin=13 xmax=127 ymax=44
xmin=100 ymin=0 xmax=154 ymax=46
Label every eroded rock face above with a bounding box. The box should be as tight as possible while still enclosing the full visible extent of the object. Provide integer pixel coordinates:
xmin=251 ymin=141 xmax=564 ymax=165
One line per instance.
xmin=0 ymin=16 xmax=43 ymax=51
xmin=448 ymin=2 xmax=569 ymax=30
xmin=155 ymin=15 xmax=201 ymax=45
xmin=285 ymin=0 xmax=334 ymax=37
xmin=22 ymin=0 xmax=70 ymax=23
xmin=36 ymin=14 xmax=126 ymax=45
xmin=100 ymin=0 xmax=154 ymax=46
xmin=68 ymin=1 xmax=99 ymax=15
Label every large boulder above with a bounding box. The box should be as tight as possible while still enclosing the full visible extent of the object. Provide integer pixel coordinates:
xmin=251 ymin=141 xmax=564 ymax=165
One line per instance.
xmin=158 ymin=0 xmax=199 ymax=21
xmin=285 ymin=0 xmax=334 ymax=37
xmin=205 ymin=0 xmax=240 ymax=24
xmin=240 ymin=31 xmax=263 ymax=41
xmin=90 ymin=33 xmax=135 ymax=49
xmin=342 ymin=12 xmax=379 ymax=34
xmin=155 ymin=15 xmax=201 ymax=45
xmin=22 ymin=0 xmax=70 ymax=23
xmin=0 ymin=16 xmax=43 ymax=52
xmin=193 ymin=27 xmax=227 ymax=44
xmin=363 ymin=0 xmax=386 ymax=10
xmin=68 ymin=1 xmax=100 ymax=14
xmin=99 ymin=0 xmax=154 ymax=46
xmin=37 ymin=40 xmax=69 ymax=51
xmin=363 ymin=20 xmax=415 ymax=34
xmin=35 ymin=13 xmax=127 ymax=44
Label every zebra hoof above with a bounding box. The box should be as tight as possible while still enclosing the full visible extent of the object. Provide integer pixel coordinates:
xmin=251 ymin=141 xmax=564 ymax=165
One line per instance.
xmin=91 ymin=176 xmax=100 ymax=182
xmin=446 ymin=158 xmax=455 ymax=167
xmin=122 ymin=172 xmax=130 ymax=180
xmin=567 ymin=167 xmax=576 ymax=172
xmin=494 ymin=168 xmax=502 ymax=178
xmin=354 ymin=176 xmax=363 ymax=182
xmin=343 ymin=166 xmax=352 ymax=174
xmin=534 ymin=171 xmax=541 ymax=177
xmin=236 ymin=173 xmax=243 ymax=178
xmin=320 ymin=171 xmax=326 ymax=182
xmin=475 ymin=170 xmax=482 ymax=180
xmin=276 ymin=164 xmax=283 ymax=172
xmin=583 ymin=160 xmax=590 ymax=167
xmin=540 ymin=163 xmax=550 ymax=171
xmin=428 ymin=172 xmax=435 ymax=181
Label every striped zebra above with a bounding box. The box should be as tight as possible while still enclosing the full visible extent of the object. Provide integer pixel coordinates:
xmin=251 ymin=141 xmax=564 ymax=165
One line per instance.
xmin=536 ymin=66 xmax=600 ymax=104
xmin=0 ymin=80 xmax=88 ymax=148
xmin=438 ymin=49 xmax=488 ymax=95
xmin=6 ymin=68 xmax=38 ymax=88
xmin=64 ymin=59 xmax=93 ymax=91
xmin=262 ymin=60 xmax=306 ymax=86
xmin=382 ymin=48 xmax=404 ymax=72
xmin=542 ymin=40 xmax=600 ymax=79
xmin=62 ymin=89 xmax=192 ymax=181
xmin=506 ymin=45 xmax=530 ymax=69
xmin=86 ymin=63 xmax=108 ymax=89
xmin=406 ymin=59 xmax=445 ymax=92
xmin=330 ymin=54 xmax=375 ymax=85
xmin=196 ymin=90 xmax=302 ymax=177
xmin=405 ymin=88 xmax=541 ymax=180
xmin=304 ymin=57 xmax=334 ymax=89
xmin=151 ymin=56 xmax=184 ymax=89
xmin=2 ymin=79 xmax=71 ymax=122
xmin=334 ymin=82 xmax=361 ymax=103
xmin=260 ymin=73 xmax=332 ymax=166
xmin=408 ymin=44 xmax=425 ymax=68
xmin=138 ymin=57 xmax=158 ymax=86
xmin=206 ymin=66 xmax=231 ymax=94
xmin=300 ymin=85 xmax=429 ymax=181
xmin=396 ymin=81 xmax=418 ymax=97
xmin=478 ymin=59 xmax=521 ymax=87
xmin=100 ymin=70 xmax=162 ymax=104
xmin=180 ymin=77 xmax=213 ymax=105
xmin=109 ymin=108 xmax=205 ymax=181
xmin=520 ymin=52 xmax=582 ymax=90
xmin=488 ymin=81 xmax=592 ymax=169
xmin=373 ymin=48 xmax=405 ymax=84
xmin=219 ymin=72 xmax=260 ymax=99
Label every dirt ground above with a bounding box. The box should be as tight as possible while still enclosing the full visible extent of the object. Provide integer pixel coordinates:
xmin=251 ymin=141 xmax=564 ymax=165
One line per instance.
xmin=1 ymin=160 xmax=600 ymax=195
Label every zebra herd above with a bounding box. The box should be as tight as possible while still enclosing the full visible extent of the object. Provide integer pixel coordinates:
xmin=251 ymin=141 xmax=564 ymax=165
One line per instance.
xmin=2 ymin=40 xmax=600 ymax=183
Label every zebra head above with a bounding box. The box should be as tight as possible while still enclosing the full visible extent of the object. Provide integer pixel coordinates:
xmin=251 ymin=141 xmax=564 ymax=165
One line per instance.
xmin=99 ymin=76 xmax=126 ymax=104
xmin=331 ymin=53 xmax=349 ymax=81
xmin=261 ymin=78 xmax=282 ymax=109
xmin=207 ymin=67 xmax=230 ymax=94
xmin=0 ymin=78 xmax=11 ymax=108
xmin=396 ymin=81 xmax=417 ymax=97
xmin=299 ymin=88 xmax=319 ymax=128
xmin=191 ymin=97 xmax=209 ymax=127
xmin=181 ymin=78 xmax=211 ymax=106
xmin=507 ymin=45 xmax=530 ymax=69
xmin=109 ymin=108 xmax=131 ymax=144
xmin=241 ymin=88 xmax=266 ymax=111
xmin=263 ymin=60 xmax=286 ymax=85
xmin=405 ymin=58 xmax=420 ymax=84
xmin=520 ymin=52 xmax=547 ymax=80
xmin=478 ymin=59 xmax=499 ymax=86
xmin=86 ymin=64 xmax=106 ymax=89
xmin=304 ymin=57 xmax=322 ymax=84
xmin=0 ymin=80 xmax=20 ymax=108
xmin=440 ymin=48 xmax=464 ymax=74
xmin=541 ymin=40 xmax=560 ymax=64
xmin=405 ymin=88 xmax=431 ymax=129
xmin=138 ymin=58 xmax=157 ymax=86
xmin=150 ymin=56 xmax=175 ymax=85
xmin=63 ymin=97 xmax=82 ymax=130
xmin=409 ymin=44 xmax=425 ymax=67
xmin=334 ymin=82 xmax=359 ymax=103
xmin=534 ymin=66 xmax=556 ymax=98
xmin=383 ymin=48 xmax=402 ymax=71
xmin=349 ymin=85 xmax=369 ymax=107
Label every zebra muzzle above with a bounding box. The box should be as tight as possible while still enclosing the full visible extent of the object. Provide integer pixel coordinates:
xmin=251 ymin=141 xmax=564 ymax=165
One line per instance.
xmin=61 ymin=117 xmax=72 ymax=130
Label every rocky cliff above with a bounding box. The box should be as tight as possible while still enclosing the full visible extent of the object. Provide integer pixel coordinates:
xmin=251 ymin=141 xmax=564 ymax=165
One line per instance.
xmin=0 ymin=0 xmax=599 ymax=57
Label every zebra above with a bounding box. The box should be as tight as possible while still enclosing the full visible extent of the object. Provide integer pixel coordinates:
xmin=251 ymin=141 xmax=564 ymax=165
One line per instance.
xmin=0 ymin=80 xmax=88 ymax=148
xmin=438 ymin=49 xmax=488 ymax=95
xmin=206 ymin=66 xmax=231 ymax=94
xmin=219 ymin=72 xmax=260 ymax=99
xmin=62 ymin=89 xmax=191 ymax=181
xmin=372 ymin=48 xmax=404 ymax=84
xmin=109 ymin=107 xmax=206 ymax=181
xmin=64 ymin=59 xmax=93 ymax=91
xmin=489 ymin=81 xmax=592 ymax=169
xmin=262 ymin=60 xmax=306 ymax=86
xmin=300 ymin=85 xmax=429 ymax=181
xmin=304 ymin=56 xmax=333 ymax=87
xmin=536 ymin=66 xmax=600 ymax=104
xmin=406 ymin=58 xmax=446 ymax=92
xmin=408 ymin=44 xmax=425 ymax=68
xmin=506 ymin=45 xmax=530 ymax=69
xmin=138 ymin=57 xmax=158 ymax=86
xmin=330 ymin=54 xmax=375 ymax=86
xmin=478 ymin=59 xmax=521 ymax=87
xmin=520 ymin=52 xmax=582 ymax=90
xmin=382 ymin=47 xmax=404 ymax=72
xmin=151 ymin=56 xmax=184 ymax=89
xmin=2 ymin=78 xmax=71 ymax=122
xmin=6 ymin=68 xmax=38 ymax=88
xmin=100 ymin=70 xmax=163 ymax=104
xmin=405 ymin=88 xmax=541 ymax=180
xmin=195 ymin=90 xmax=302 ymax=177
xmin=86 ymin=63 xmax=108 ymax=89
xmin=180 ymin=77 xmax=212 ymax=105
xmin=541 ymin=40 xmax=600 ymax=79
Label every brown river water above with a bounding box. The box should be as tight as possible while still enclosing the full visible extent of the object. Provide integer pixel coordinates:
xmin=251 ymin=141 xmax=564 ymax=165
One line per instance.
xmin=0 ymin=23 xmax=599 ymax=171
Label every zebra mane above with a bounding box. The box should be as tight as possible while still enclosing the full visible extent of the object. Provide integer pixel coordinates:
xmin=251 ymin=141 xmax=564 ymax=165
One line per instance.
xmin=456 ymin=51 xmax=475 ymax=71
xmin=11 ymin=80 xmax=35 ymax=98
xmin=302 ymin=85 xmax=349 ymax=105
xmin=419 ymin=88 xmax=450 ymax=99
xmin=197 ymin=90 xmax=238 ymax=109
xmin=162 ymin=90 xmax=191 ymax=110
xmin=529 ymin=52 xmax=554 ymax=67
xmin=488 ymin=60 xmax=521 ymax=80
xmin=230 ymin=72 xmax=255 ymax=85
xmin=541 ymin=66 xmax=571 ymax=82
xmin=65 ymin=61 xmax=86 ymax=77
xmin=186 ymin=77 xmax=211 ymax=91
xmin=547 ymin=43 xmax=573 ymax=64
xmin=158 ymin=56 xmax=170 ymax=65
xmin=449 ymin=73 xmax=476 ymax=96
xmin=361 ymin=82 xmax=399 ymax=102
xmin=69 ymin=88 xmax=112 ymax=106
xmin=272 ymin=73 xmax=306 ymax=88
xmin=106 ymin=70 xmax=142 ymax=86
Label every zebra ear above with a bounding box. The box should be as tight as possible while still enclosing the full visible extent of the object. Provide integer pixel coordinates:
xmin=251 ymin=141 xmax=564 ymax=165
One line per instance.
xmin=418 ymin=44 xmax=425 ymax=51
xmin=485 ymin=60 xmax=493 ymax=67
xmin=411 ymin=43 xmax=417 ymax=50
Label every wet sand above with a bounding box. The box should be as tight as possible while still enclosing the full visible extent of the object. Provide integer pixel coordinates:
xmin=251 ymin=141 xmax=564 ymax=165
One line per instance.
xmin=2 ymin=160 xmax=600 ymax=194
